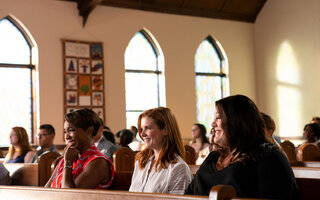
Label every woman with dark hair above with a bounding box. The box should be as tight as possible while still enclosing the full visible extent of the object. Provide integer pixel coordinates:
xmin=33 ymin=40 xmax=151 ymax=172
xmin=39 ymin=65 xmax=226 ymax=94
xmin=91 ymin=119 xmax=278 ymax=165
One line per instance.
xmin=5 ymin=127 xmax=35 ymax=163
xmin=129 ymin=107 xmax=192 ymax=194
xmin=116 ymin=129 xmax=134 ymax=148
xmin=299 ymin=123 xmax=320 ymax=147
xmin=45 ymin=108 xmax=114 ymax=189
xmin=189 ymin=123 xmax=210 ymax=160
xmin=185 ymin=95 xmax=300 ymax=199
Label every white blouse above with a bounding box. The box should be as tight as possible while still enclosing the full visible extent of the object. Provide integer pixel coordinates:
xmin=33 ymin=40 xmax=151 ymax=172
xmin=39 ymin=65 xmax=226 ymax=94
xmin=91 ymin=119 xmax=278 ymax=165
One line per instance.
xmin=129 ymin=155 xmax=193 ymax=194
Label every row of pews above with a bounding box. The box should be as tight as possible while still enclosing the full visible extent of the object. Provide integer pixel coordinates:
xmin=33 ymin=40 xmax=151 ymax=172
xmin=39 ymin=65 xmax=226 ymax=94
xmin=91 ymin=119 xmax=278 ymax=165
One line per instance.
xmin=1 ymin=146 xmax=320 ymax=199
xmin=281 ymin=140 xmax=320 ymax=161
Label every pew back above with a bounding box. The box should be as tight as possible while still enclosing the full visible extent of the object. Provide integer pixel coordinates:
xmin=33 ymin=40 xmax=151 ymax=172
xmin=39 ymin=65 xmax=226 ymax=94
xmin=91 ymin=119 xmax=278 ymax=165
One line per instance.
xmin=297 ymin=143 xmax=320 ymax=161
xmin=113 ymin=147 xmax=135 ymax=172
xmin=0 ymin=186 xmax=207 ymax=200
xmin=4 ymin=163 xmax=38 ymax=186
xmin=184 ymin=145 xmax=196 ymax=165
xmin=280 ymin=140 xmax=297 ymax=161
xmin=38 ymin=151 xmax=61 ymax=186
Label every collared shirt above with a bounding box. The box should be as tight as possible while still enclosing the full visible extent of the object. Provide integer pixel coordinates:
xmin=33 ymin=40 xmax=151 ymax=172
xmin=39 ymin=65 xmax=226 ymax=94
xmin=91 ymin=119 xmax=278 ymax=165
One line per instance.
xmin=129 ymin=155 xmax=192 ymax=194
xmin=32 ymin=145 xmax=60 ymax=163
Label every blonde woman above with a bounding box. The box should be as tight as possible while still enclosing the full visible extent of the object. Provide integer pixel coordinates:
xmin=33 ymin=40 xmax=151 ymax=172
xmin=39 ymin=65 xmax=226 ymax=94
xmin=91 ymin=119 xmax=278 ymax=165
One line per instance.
xmin=5 ymin=127 xmax=35 ymax=163
xmin=129 ymin=107 xmax=192 ymax=194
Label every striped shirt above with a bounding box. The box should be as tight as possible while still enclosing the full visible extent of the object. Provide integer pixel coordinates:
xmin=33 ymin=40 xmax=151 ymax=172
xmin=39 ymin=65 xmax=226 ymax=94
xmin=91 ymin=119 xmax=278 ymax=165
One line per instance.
xmin=50 ymin=144 xmax=114 ymax=189
xmin=129 ymin=155 xmax=192 ymax=194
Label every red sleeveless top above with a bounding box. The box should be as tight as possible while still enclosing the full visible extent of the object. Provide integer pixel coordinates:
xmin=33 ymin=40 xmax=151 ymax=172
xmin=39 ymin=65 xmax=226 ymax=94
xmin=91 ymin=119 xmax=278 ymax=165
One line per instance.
xmin=50 ymin=144 xmax=114 ymax=189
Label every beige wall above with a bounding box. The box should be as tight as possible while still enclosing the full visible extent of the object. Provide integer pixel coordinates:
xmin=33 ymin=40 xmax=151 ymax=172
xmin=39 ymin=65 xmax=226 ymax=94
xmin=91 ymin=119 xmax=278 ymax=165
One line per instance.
xmin=0 ymin=0 xmax=256 ymax=144
xmin=255 ymin=0 xmax=320 ymax=139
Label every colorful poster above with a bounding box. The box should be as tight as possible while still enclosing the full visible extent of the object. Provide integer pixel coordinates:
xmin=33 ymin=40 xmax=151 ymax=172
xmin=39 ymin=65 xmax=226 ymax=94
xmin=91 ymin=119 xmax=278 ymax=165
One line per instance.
xmin=63 ymin=39 xmax=105 ymax=122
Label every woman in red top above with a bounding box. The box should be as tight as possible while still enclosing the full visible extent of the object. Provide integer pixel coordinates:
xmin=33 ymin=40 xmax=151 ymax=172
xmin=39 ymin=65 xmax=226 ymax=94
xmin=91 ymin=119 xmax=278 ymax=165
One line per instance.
xmin=45 ymin=108 xmax=114 ymax=189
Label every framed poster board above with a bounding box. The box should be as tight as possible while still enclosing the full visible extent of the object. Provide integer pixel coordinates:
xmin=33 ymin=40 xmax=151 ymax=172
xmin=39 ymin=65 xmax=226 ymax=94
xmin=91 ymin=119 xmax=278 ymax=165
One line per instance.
xmin=63 ymin=39 xmax=105 ymax=121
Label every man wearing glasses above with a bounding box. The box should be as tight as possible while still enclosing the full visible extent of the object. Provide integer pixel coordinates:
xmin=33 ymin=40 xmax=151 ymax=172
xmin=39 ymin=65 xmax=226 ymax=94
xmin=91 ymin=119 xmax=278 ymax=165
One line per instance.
xmin=32 ymin=124 xmax=60 ymax=163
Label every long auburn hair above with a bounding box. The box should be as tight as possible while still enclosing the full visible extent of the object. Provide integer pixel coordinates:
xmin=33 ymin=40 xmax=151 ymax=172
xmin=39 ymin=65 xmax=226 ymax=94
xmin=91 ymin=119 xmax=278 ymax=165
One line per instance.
xmin=215 ymin=95 xmax=267 ymax=158
xmin=7 ymin=127 xmax=33 ymax=161
xmin=136 ymin=107 xmax=185 ymax=171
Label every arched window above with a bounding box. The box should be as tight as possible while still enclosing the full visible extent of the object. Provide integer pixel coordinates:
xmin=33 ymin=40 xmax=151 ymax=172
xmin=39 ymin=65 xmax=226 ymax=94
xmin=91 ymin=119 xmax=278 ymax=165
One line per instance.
xmin=124 ymin=29 xmax=165 ymax=128
xmin=0 ymin=15 xmax=38 ymax=146
xmin=195 ymin=36 xmax=229 ymax=132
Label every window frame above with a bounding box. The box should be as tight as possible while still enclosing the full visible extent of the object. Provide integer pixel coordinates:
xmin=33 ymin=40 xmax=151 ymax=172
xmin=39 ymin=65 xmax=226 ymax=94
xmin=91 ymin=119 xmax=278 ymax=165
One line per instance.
xmin=195 ymin=35 xmax=228 ymax=132
xmin=0 ymin=15 xmax=37 ymax=144
xmin=124 ymin=29 xmax=164 ymax=124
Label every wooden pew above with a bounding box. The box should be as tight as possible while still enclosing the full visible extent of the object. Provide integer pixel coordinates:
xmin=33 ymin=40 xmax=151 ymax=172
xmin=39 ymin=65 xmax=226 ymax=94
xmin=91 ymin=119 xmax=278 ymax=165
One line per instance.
xmin=4 ymin=163 xmax=38 ymax=186
xmin=291 ymin=160 xmax=320 ymax=168
xmin=3 ymin=151 xmax=61 ymax=186
xmin=113 ymin=147 xmax=135 ymax=172
xmin=297 ymin=143 xmax=320 ymax=161
xmin=184 ymin=145 xmax=196 ymax=165
xmin=280 ymin=140 xmax=297 ymax=161
xmin=38 ymin=151 xmax=61 ymax=186
xmin=0 ymin=186 xmax=207 ymax=200
xmin=0 ymin=185 xmax=267 ymax=200
xmin=291 ymin=166 xmax=320 ymax=200
xmin=109 ymin=171 xmax=133 ymax=190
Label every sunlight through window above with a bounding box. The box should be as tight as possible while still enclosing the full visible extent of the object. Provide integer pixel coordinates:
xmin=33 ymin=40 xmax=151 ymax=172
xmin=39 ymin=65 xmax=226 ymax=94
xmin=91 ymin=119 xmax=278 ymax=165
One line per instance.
xmin=276 ymin=41 xmax=301 ymax=138
xmin=124 ymin=30 xmax=165 ymax=128
xmin=195 ymin=36 xmax=228 ymax=133
xmin=0 ymin=16 xmax=36 ymax=146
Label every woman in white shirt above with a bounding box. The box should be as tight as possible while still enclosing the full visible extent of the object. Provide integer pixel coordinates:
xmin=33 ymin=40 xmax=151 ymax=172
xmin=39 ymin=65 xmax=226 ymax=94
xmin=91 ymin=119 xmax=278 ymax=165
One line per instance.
xmin=129 ymin=107 xmax=192 ymax=194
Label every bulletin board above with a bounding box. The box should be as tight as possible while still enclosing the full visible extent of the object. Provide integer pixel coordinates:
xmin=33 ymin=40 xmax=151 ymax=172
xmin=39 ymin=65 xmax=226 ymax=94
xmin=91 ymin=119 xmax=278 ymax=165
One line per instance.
xmin=63 ymin=39 xmax=105 ymax=121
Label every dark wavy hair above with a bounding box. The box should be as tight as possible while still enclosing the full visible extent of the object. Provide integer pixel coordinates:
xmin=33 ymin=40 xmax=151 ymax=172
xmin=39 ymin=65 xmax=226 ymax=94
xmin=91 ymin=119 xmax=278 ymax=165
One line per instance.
xmin=64 ymin=108 xmax=100 ymax=137
xmin=304 ymin=123 xmax=320 ymax=139
xmin=191 ymin=123 xmax=209 ymax=146
xmin=215 ymin=95 xmax=267 ymax=156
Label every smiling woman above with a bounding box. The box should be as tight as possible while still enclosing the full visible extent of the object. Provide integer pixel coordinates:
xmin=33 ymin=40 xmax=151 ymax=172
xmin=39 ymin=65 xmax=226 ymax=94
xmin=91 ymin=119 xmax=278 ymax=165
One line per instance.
xmin=185 ymin=95 xmax=301 ymax=200
xmin=129 ymin=107 xmax=192 ymax=194
xmin=45 ymin=108 xmax=114 ymax=189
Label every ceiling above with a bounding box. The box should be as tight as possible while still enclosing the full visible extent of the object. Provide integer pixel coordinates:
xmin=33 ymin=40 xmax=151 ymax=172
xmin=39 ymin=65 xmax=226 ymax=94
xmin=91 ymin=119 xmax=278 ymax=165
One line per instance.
xmin=61 ymin=0 xmax=267 ymax=26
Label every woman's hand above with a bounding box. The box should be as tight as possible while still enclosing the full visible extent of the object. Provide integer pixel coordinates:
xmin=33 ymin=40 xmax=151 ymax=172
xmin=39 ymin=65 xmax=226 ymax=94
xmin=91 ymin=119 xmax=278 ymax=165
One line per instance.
xmin=64 ymin=145 xmax=79 ymax=162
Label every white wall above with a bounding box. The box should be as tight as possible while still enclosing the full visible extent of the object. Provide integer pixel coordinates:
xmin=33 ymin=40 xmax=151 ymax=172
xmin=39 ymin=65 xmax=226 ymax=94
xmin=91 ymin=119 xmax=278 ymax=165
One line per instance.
xmin=0 ymin=0 xmax=256 ymax=144
xmin=255 ymin=0 xmax=320 ymax=139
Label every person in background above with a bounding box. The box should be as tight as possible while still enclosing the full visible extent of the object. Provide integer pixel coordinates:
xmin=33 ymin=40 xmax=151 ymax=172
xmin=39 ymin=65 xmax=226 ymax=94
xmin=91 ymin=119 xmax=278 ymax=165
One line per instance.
xmin=0 ymin=162 xmax=10 ymax=185
xmin=299 ymin=123 xmax=320 ymax=148
xmin=5 ymin=127 xmax=35 ymax=163
xmin=260 ymin=112 xmax=281 ymax=145
xmin=128 ymin=125 xmax=143 ymax=151
xmin=185 ymin=95 xmax=300 ymax=199
xmin=129 ymin=107 xmax=192 ymax=194
xmin=115 ymin=129 xmax=134 ymax=148
xmin=103 ymin=128 xmax=116 ymax=144
xmin=93 ymin=118 xmax=119 ymax=162
xmin=311 ymin=116 xmax=320 ymax=125
xmin=189 ymin=123 xmax=210 ymax=160
xmin=196 ymin=128 xmax=215 ymax=165
xmin=32 ymin=124 xmax=60 ymax=163
xmin=45 ymin=108 xmax=114 ymax=189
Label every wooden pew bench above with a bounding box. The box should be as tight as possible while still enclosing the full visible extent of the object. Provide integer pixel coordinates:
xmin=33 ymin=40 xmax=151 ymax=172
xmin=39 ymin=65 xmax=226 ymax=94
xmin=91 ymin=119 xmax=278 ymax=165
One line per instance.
xmin=4 ymin=163 xmax=38 ymax=186
xmin=0 ymin=185 xmax=266 ymax=200
xmin=3 ymin=151 xmax=61 ymax=186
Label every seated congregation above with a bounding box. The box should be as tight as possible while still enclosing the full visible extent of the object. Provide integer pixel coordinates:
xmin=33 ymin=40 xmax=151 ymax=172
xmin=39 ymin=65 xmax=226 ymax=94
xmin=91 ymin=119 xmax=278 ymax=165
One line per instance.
xmin=2 ymin=95 xmax=320 ymax=199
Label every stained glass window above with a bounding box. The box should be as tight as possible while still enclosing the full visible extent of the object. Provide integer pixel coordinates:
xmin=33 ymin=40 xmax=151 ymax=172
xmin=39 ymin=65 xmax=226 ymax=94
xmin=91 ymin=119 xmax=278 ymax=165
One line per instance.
xmin=195 ymin=36 xmax=229 ymax=133
xmin=124 ymin=30 xmax=165 ymax=128
xmin=0 ymin=16 xmax=36 ymax=146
